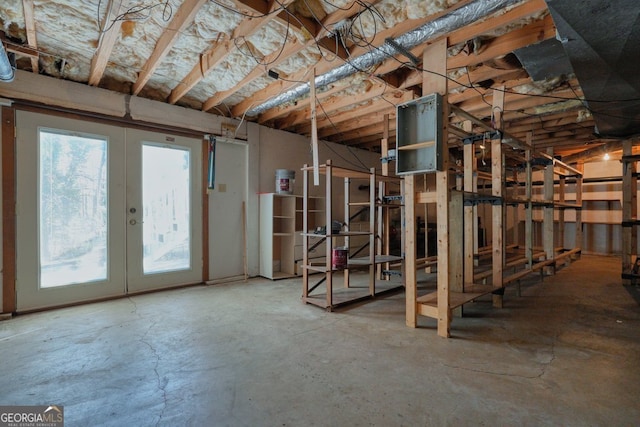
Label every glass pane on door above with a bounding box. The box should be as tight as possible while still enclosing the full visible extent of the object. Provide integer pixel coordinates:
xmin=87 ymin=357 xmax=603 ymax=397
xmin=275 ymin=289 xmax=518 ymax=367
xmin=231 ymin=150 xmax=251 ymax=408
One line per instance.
xmin=39 ymin=130 xmax=108 ymax=288
xmin=142 ymin=144 xmax=191 ymax=274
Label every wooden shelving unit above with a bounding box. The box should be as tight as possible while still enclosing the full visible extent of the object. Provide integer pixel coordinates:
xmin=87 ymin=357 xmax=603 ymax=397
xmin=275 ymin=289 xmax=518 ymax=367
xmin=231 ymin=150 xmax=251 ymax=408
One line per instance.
xmin=404 ymin=39 xmax=583 ymax=338
xmin=300 ymin=160 xmax=403 ymax=310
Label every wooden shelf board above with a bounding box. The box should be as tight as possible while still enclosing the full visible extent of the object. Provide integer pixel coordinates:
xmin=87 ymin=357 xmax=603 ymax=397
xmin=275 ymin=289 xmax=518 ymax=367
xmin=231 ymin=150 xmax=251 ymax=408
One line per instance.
xmin=273 ymin=232 xmax=293 ymax=236
xmin=416 ymin=284 xmax=497 ymax=310
xmin=303 ymin=282 xmax=404 ymax=309
xmin=303 ymin=265 xmax=330 ymax=273
xmin=345 ymin=255 xmax=403 ymax=266
xmin=301 ymin=231 xmax=371 ymax=237
xmin=397 ymin=140 xmax=435 ymax=150
xmin=273 ymin=215 xmax=293 ymax=219
xmin=301 ymin=164 xmax=400 ymax=183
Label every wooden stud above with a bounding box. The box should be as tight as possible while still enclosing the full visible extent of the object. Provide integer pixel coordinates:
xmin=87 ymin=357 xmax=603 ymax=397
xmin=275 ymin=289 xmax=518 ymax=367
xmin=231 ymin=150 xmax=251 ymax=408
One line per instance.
xmin=463 ymin=120 xmax=474 ymax=289
xmin=344 ymin=176 xmax=350 ymax=288
xmin=405 ymin=174 xmax=417 ymax=327
xmin=574 ymin=162 xmax=583 ymax=259
xmin=543 ymin=147 xmax=555 ymax=275
xmin=492 ymin=86 xmax=505 ymax=308
xmin=381 ymin=114 xmax=390 ymax=279
xmin=2 ymin=106 xmax=16 ymax=314
xmin=423 ymin=39 xmax=450 ymax=337
xmin=369 ymin=168 xmax=376 ymax=295
xmin=525 ymin=133 xmax=533 ymax=268
xmin=512 ymin=168 xmax=520 ymax=246
xmin=558 ymin=174 xmax=566 ymax=251
xmin=325 ymin=160 xmax=333 ymax=309
xmin=449 ymin=191 xmax=463 ymax=318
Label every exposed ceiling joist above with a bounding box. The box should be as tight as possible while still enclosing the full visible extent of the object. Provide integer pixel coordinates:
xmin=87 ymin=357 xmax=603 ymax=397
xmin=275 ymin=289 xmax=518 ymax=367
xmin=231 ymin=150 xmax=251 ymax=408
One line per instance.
xmin=132 ymin=0 xmax=208 ymax=95
xmin=88 ymin=0 xmax=126 ymax=87
xmin=21 ymin=0 xmax=38 ymax=73
xmin=168 ymin=0 xmax=299 ymax=104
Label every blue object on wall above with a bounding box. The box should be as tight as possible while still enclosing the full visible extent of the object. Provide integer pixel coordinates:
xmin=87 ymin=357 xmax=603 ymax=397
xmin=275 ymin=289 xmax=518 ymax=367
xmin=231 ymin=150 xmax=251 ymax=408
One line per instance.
xmin=208 ymin=135 xmax=216 ymax=189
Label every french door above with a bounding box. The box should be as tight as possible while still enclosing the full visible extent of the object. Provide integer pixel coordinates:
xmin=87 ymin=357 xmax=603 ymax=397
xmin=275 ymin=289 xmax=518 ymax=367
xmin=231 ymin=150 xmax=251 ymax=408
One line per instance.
xmin=16 ymin=111 xmax=202 ymax=311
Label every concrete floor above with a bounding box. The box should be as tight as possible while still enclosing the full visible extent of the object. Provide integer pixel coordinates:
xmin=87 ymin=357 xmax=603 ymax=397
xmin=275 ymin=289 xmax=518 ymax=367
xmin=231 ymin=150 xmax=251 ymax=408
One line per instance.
xmin=0 ymin=254 xmax=638 ymax=426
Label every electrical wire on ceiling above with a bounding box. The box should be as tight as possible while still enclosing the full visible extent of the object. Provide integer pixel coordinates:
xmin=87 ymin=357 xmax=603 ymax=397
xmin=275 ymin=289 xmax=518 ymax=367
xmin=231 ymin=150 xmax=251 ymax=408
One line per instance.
xmin=97 ymin=0 xmax=175 ymax=34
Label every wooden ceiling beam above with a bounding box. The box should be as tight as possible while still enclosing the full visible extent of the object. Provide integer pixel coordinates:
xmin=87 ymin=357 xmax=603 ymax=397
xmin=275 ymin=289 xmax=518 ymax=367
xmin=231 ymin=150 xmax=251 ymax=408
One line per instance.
xmin=372 ymin=0 xmax=548 ymax=79
xmin=326 ymin=121 xmax=387 ymax=143
xmin=89 ymin=0 xmax=126 ymax=86
xmin=448 ymin=14 xmax=555 ymax=70
xmin=293 ymin=90 xmax=413 ymax=134
xmin=318 ymin=112 xmax=392 ymax=138
xmin=275 ymin=81 xmax=399 ymax=129
xmin=223 ymin=2 xmax=384 ymax=117
xmin=258 ymin=79 xmax=347 ymax=126
xmin=230 ymin=0 xmax=269 ymax=15
xmin=133 ymin=0 xmax=208 ymax=95
xmin=453 ymin=86 xmax=583 ymax=119
xmin=232 ymin=0 xmax=473 ymax=118
xmin=169 ymin=0 xmax=299 ymax=104
xmin=21 ymin=0 xmax=39 ymax=73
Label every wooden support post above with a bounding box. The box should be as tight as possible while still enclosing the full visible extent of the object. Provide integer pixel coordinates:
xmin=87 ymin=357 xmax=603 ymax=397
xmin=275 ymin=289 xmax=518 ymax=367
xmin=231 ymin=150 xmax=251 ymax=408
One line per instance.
xmin=325 ymin=160 xmax=333 ymax=309
xmin=449 ymin=191 xmax=463 ymax=318
xmin=423 ymin=175 xmax=431 ymax=271
xmin=574 ymin=162 xmax=583 ymax=259
xmin=558 ymin=174 xmax=566 ymax=252
xmin=512 ymin=168 xmax=520 ymax=246
xmin=543 ymin=148 xmax=555 ymax=275
xmin=380 ymin=116 xmax=390 ymax=279
xmin=622 ymin=140 xmax=637 ymax=281
xmin=492 ymin=86 xmax=505 ymax=308
xmin=405 ymin=175 xmax=417 ymax=327
xmin=381 ymin=114 xmax=390 ymax=176
xmin=344 ymin=177 xmax=350 ymax=288
xmin=424 ymin=39 xmax=450 ymax=337
xmin=369 ymin=168 xmax=376 ymax=295
xmin=463 ymin=120 xmax=475 ymax=291
xmin=525 ymin=133 xmax=533 ymax=269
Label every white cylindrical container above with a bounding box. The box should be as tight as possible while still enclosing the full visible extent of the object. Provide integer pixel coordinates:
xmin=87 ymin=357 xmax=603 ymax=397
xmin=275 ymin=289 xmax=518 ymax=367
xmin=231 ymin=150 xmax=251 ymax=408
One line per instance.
xmin=275 ymin=169 xmax=295 ymax=194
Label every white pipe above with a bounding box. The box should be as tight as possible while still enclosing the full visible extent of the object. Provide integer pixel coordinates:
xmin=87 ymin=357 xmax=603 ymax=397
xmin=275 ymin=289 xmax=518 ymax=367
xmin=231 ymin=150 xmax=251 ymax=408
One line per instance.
xmin=0 ymin=42 xmax=15 ymax=83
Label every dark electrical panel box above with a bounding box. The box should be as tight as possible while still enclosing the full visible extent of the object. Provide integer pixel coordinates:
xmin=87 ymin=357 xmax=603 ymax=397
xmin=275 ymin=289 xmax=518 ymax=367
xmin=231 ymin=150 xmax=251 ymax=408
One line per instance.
xmin=396 ymin=93 xmax=444 ymax=175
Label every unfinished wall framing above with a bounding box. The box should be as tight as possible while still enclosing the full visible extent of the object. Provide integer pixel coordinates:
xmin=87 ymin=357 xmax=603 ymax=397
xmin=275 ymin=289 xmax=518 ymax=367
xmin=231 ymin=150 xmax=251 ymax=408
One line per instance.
xmin=403 ymin=41 xmax=584 ymax=338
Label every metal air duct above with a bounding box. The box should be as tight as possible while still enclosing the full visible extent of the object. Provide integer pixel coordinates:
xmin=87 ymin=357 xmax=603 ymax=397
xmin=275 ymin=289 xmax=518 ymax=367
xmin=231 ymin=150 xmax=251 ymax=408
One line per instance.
xmin=0 ymin=42 xmax=16 ymax=83
xmin=247 ymin=0 xmax=521 ymax=116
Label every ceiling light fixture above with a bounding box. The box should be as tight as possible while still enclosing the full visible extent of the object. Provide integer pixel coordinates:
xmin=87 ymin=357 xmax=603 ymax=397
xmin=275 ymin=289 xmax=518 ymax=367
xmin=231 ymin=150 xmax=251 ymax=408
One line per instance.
xmin=603 ymin=152 xmax=610 ymax=161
